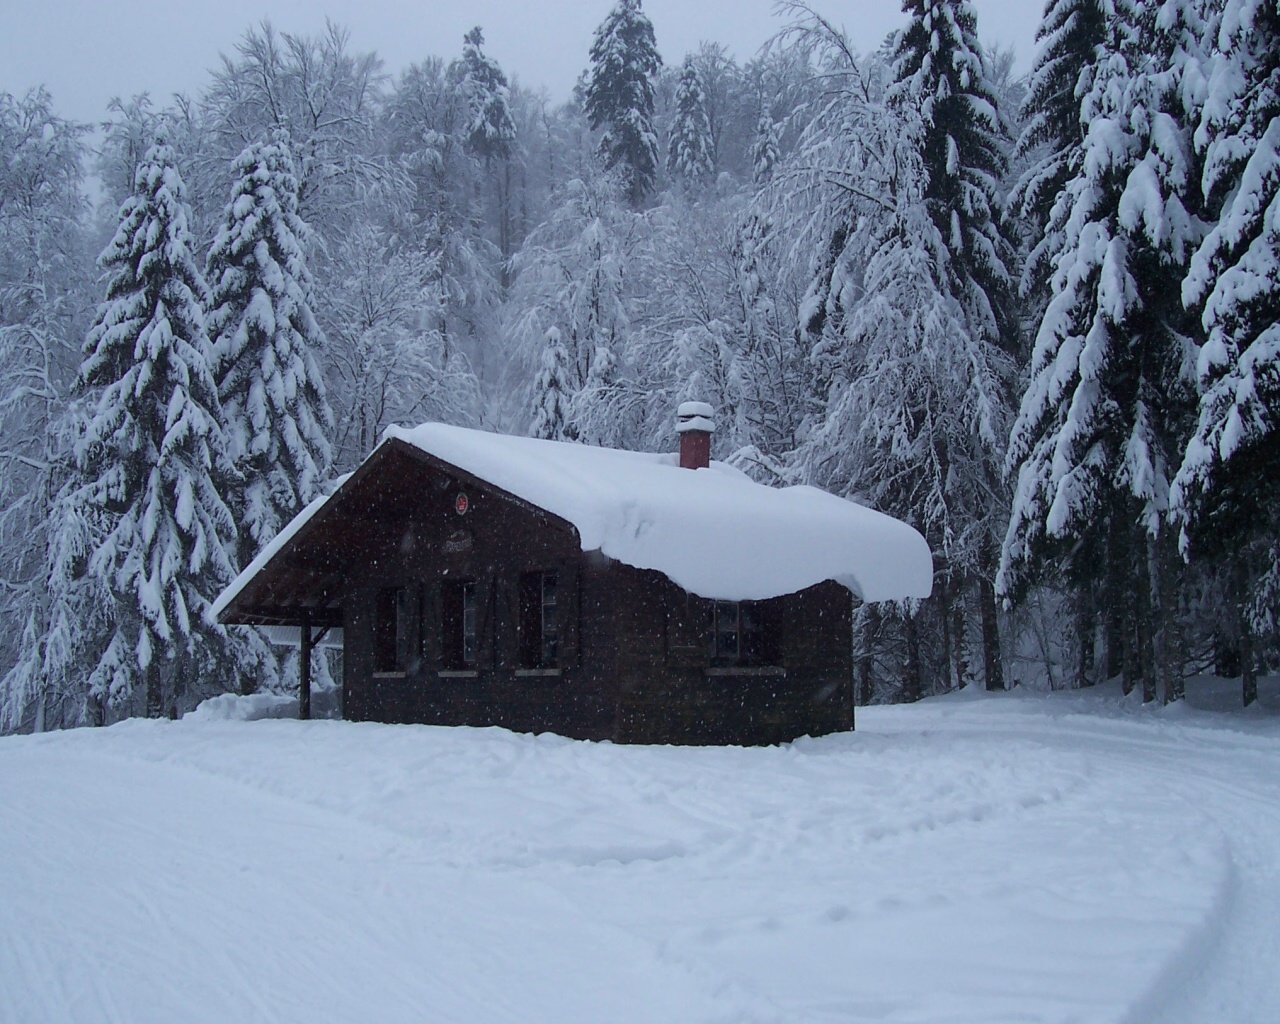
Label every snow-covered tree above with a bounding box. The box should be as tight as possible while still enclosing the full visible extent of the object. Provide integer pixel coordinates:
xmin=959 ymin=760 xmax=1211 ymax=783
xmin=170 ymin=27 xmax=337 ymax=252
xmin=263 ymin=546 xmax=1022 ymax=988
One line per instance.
xmin=72 ymin=137 xmax=239 ymax=718
xmin=766 ymin=7 xmax=1013 ymax=698
xmin=454 ymin=27 xmax=516 ymax=163
xmin=508 ymin=174 xmax=636 ymax=434
xmin=633 ymin=198 xmax=806 ymax=472
xmin=1172 ymin=0 xmax=1280 ymax=704
xmin=382 ymin=57 xmax=504 ymax=358
xmin=207 ymin=132 xmax=334 ymax=566
xmin=1000 ymin=1 xmax=1210 ymax=701
xmin=203 ymin=22 xmax=386 ymax=236
xmin=0 ymin=89 xmax=93 ymax=731
xmin=667 ymin=57 xmax=714 ymax=182
xmin=326 ymin=225 xmax=480 ymax=470
xmin=880 ymin=0 xmax=1019 ymax=690
xmin=585 ymin=0 xmax=663 ymax=207
xmin=530 ymin=327 xmax=575 ymax=440
xmin=1012 ymin=0 xmax=1110 ymax=296
xmin=751 ymin=115 xmax=780 ymax=185
xmin=889 ymin=0 xmax=1019 ymax=354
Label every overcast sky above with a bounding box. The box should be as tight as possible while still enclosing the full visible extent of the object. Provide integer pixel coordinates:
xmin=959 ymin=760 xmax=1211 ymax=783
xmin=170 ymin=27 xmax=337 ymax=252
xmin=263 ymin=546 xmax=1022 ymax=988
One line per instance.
xmin=1 ymin=0 xmax=1042 ymax=124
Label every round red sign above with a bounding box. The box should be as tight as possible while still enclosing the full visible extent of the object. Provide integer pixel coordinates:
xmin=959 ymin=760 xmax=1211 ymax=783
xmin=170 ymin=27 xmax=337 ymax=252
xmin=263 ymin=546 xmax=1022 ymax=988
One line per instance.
xmin=454 ymin=492 xmax=469 ymax=515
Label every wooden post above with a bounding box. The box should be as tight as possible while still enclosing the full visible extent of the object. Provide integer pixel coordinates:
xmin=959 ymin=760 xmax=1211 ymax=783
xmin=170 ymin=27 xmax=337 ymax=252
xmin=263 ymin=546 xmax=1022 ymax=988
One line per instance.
xmin=299 ymin=609 xmax=313 ymax=721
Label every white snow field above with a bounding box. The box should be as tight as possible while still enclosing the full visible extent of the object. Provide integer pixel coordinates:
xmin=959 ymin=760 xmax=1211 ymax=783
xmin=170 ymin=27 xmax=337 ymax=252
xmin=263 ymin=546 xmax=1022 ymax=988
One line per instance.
xmin=2 ymin=680 xmax=1278 ymax=1024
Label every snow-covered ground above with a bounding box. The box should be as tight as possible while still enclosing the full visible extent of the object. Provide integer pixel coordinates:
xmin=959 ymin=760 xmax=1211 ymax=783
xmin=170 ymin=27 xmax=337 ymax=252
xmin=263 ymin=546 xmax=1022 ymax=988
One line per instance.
xmin=2 ymin=678 xmax=1278 ymax=1024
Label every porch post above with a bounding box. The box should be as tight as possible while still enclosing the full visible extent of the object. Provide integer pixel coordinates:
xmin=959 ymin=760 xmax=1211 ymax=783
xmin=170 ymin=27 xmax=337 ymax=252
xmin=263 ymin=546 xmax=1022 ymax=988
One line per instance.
xmin=299 ymin=608 xmax=313 ymax=721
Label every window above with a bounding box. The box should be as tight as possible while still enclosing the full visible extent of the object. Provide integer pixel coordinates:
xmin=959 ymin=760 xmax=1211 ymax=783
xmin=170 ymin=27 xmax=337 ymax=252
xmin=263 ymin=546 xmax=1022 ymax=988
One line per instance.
xmin=442 ymin=580 xmax=478 ymax=669
xmin=519 ymin=571 xmax=558 ymax=668
xmin=374 ymin=587 xmax=410 ymax=674
xmin=709 ymin=600 xmax=767 ymax=666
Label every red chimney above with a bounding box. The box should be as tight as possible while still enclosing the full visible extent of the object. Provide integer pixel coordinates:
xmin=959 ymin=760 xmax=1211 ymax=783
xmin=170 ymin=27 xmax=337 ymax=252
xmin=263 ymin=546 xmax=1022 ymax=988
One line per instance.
xmin=676 ymin=401 xmax=715 ymax=470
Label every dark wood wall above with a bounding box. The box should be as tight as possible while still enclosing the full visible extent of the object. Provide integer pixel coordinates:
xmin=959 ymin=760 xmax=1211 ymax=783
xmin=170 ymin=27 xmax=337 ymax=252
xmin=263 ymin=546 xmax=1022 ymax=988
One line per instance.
xmin=337 ymin=447 xmax=854 ymax=745
xmin=611 ymin=569 xmax=853 ymax=745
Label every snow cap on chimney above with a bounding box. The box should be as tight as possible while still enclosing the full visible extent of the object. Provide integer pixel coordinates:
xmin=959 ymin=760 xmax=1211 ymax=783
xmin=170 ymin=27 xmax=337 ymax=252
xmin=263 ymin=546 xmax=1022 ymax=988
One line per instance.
xmin=676 ymin=401 xmax=714 ymax=470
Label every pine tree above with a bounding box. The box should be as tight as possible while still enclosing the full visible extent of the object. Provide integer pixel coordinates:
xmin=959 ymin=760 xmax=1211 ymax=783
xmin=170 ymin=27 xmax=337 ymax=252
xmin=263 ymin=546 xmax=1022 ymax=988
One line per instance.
xmin=888 ymin=0 xmax=1018 ymax=689
xmin=889 ymin=0 xmax=1018 ymax=353
xmin=667 ymin=56 xmax=714 ymax=182
xmin=530 ymin=327 xmax=575 ymax=441
xmin=751 ymin=115 xmax=780 ymax=185
xmin=1000 ymin=1 xmax=1209 ymax=701
xmin=1172 ymin=0 xmax=1280 ymax=703
xmin=72 ymin=136 xmax=238 ymax=718
xmin=455 ymin=26 xmax=517 ymax=163
xmin=585 ymin=0 xmax=663 ymax=207
xmin=1011 ymin=0 xmax=1110 ymax=295
xmin=207 ymin=132 xmax=334 ymax=567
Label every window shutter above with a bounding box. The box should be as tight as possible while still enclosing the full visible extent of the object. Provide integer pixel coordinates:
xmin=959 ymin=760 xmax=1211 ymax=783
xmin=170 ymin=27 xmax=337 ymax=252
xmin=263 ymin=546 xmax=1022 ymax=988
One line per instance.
xmin=420 ymin=581 xmax=442 ymax=669
xmin=559 ymin=563 xmax=581 ymax=667
xmin=495 ymin=574 xmax=519 ymax=669
xmin=475 ymin=573 xmax=496 ymax=669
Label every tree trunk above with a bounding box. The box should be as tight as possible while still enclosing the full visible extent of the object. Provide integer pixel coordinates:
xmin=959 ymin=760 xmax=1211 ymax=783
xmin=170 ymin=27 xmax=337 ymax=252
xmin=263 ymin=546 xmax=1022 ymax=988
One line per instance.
xmin=1075 ymin=584 xmax=1097 ymax=688
xmin=299 ymin=610 xmax=313 ymax=721
xmin=1120 ymin=584 xmax=1138 ymax=697
xmin=952 ymin=576 xmax=969 ymax=690
xmin=902 ymin=608 xmax=922 ymax=704
xmin=979 ymin=573 xmax=1003 ymax=692
xmin=1237 ymin=559 xmax=1258 ymax=707
xmin=145 ymin=658 xmax=162 ymax=719
xmin=1133 ymin=537 xmax=1156 ymax=703
xmin=1104 ymin=516 xmax=1126 ymax=681
xmin=857 ymin=606 xmax=878 ymax=707
xmin=1150 ymin=532 xmax=1183 ymax=704
xmin=938 ymin=575 xmax=954 ymax=691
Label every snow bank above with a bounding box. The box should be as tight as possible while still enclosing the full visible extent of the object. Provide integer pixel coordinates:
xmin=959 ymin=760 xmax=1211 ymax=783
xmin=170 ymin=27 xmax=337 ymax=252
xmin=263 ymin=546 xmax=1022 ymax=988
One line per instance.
xmin=385 ymin=423 xmax=933 ymax=602
xmin=185 ymin=692 xmax=298 ymax=722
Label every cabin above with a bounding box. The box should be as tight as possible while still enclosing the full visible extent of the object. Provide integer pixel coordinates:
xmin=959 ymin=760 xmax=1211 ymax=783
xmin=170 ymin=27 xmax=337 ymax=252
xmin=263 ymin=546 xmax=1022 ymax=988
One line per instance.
xmin=213 ymin=404 xmax=933 ymax=745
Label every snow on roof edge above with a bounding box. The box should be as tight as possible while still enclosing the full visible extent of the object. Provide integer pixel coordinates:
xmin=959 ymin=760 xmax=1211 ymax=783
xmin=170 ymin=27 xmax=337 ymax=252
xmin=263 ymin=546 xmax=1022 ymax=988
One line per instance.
xmin=213 ymin=424 xmax=934 ymax=617
xmin=385 ymin=423 xmax=933 ymax=603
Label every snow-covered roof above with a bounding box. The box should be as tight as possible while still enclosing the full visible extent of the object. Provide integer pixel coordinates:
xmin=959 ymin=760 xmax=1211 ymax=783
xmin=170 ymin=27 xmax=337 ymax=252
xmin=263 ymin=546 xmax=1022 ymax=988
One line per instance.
xmin=215 ymin=423 xmax=933 ymax=616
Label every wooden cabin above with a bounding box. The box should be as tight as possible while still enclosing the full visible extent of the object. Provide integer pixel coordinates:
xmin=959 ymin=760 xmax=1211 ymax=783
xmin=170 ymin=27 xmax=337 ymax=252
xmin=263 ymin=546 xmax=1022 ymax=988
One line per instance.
xmin=213 ymin=405 xmax=933 ymax=745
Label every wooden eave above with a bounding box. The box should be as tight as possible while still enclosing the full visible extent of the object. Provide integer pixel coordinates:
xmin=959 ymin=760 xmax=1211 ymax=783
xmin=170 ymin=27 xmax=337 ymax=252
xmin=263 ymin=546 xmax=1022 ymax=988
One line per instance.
xmin=218 ymin=436 xmax=580 ymax=628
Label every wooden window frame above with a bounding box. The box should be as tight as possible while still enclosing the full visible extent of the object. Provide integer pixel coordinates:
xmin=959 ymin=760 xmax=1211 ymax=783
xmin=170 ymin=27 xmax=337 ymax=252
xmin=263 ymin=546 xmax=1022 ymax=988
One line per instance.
xmin=441 ymin=579 xmax=478 ymax=671
xmin=373 ymin=586 xmax=410 ymax=675
xmin=518 ymin=570 xmax=559 ymax=670
xmin=708 ymin=599 xmax=771 ymax=668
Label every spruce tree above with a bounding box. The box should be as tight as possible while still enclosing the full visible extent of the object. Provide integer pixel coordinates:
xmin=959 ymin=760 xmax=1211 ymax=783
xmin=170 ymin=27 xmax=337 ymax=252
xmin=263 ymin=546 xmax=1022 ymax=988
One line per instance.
xmin=751 ymin=115 xmax=780 ymax=185
xmin=889 ymin=0 xmax=1018 ymax=353
xmin=73 ymin=136 xmax=238 ymax=718
xmin=889 ymin=0 xmax=1018 ymax=689
xmin=1172 ymin=0 xmax=1280 ymax=703
xmin=585 ymin=0 xmax=662 ymax=206
xmin=207 ymin=132 xmax=333 ymax=567
xmin=1006 ymin=1 xmax=1113 ymax=687
xmin=455 ymin=27 xmax=516 ymax=163
xmin=1000 ymin=1 xmax=1209 ymax=701
xmin=667 ymin=56 xmax=714 ymax=182
xmin=1012 ymin=0 xmax=1110 ymax=295
xmin=531 ymin=327 xmax=575 ymax=441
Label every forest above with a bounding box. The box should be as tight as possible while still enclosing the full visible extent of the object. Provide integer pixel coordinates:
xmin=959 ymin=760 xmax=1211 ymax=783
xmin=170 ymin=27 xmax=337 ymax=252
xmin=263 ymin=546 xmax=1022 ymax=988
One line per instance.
xmin=0 ymin=0 xmax=1277 ymax=731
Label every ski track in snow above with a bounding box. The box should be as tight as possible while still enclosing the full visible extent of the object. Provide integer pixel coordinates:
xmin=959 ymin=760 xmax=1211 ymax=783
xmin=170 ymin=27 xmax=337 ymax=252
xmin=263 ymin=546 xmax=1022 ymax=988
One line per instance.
xmin=1 ymin=685 xmax=1277 ymax=1023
